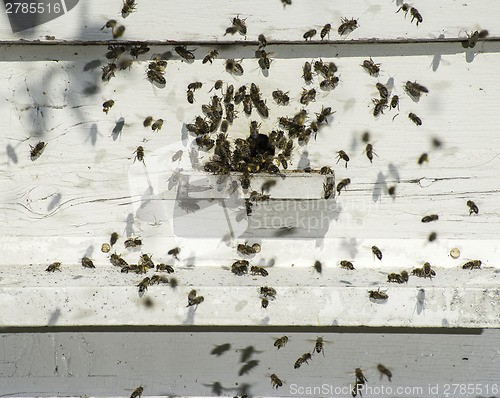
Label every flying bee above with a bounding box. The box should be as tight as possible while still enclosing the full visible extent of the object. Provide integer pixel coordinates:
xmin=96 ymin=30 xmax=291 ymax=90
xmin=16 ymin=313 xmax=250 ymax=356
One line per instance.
xmin=225 ymin=25 xmax=238 ymax=35
xmin=150 ymin=274 xmax=169 ymax=285
xmin=203 ymin=49 xmax=219 ymax=64
xmin=226 ymin=59 xmax=244 ymax=74
xmin=102 ymin=63 xmax=117 ymax=81
xmin=175 ymin=46 xmax=195 ymax=61
xmin=121 ymin=0 xmax=136 ymax=14
xmin=257 ymin=50 xmax=271 ymax=70
xmin=147 ymin=69 xmax=166 ymax=85
xmin=270 ymin=374 xmax=283 ymax=389
xmin=390 ymin=95 xmax=399 ymax=110
xmin=337 ymin=178 xmax=350 ymax=195
xmin=137 ymin=277 xmax=150 ymax=293
xmin=320 ymin=76 xmax=339 ymax=89
xmin=124 ymin=238 xmax=142 ymax=247
xmin=243 ymin=95 xmax=252 ymax=115
xmin=372 ymin=246 xmax=382 ymax=260
xmin=302 ymin=61 xmax=313 ymax=83
xmin=409 ymin=112 xmax=422 ymax=126
xmin=421 ymin=214 xmax=438 ymax=223
xmin=272 ymin=89 xmax=290 ymax=105
xmin=102 ymin=100 xmax=114 ymax=114
xmin=294 ymin=353 xmax=312 ymax=368
xmin=397 ymin=3 xmax=410 ymax=16
xmin=361 ymin=57 xmax=380 ymax=76
xmin=336 ymin=150 xmax=349 ymax=168
xmin=186 ymin=90 xmax=194 ymax=104
xmin=82 ymin=257 xmax=95 ymax=268
xmin=188 ymin=292 xmax=205 ymax=307
xmin=281 ymin=0 xmax=291 ymax=5
xmin=462 ymin=260 xmax=482 ymax=270
xmin=30 ymin=141 xmax=46 ymax=160
xmin=320 ymin=23 xmax=331 ymax=39
xmin=369 ymin=289 xmax=388 ymax=300
xmin=133 ymin=146 xmax=145 ymax=165
xmin=251 ymin=266 xmax=268 ymax=277
xmin=377 ymin=364 xmax=392 ymax=381
xmin=365 ymin=143 xmax=376 ymax=163
xmin=410 ymin=7 xmax=423 ymax=25
xmin=110 ymin=232 xmax=118 ymax=246
xmin=376 ymin=83 xmax=389 ymax=99
xmin=340 ymin=260 xmax=355 ymax=270
xmin=260 ymin=286 xmax=277 ymax=298
xmin=405 ymin=81 xmax=428 ymax=98
xmin=313 ymin=337 xmax=324 ymax=355
xmin=130 ymin=387 xmax=144 ymax=398
xmin=46 ymin=262 xmax=61 ymax=272
xmin=418 ymin=153 xmax=428 ymax=165
xmin=428 ymin=231 xmax=437 ymax=242
xmin=300 ymin=88 xmax=316 ymax=105
xmin=112 ymin=25 xmax=125 ymax=39
xmin=106 ymin=45 xmax=125 ymax=60
xmin=338 ymin=17 xmax=358 ymax=35
xmin=157 ymin=263 xmax=175 ymax=273
xmin=258 ymin=34 xmax=267 ymax=48
xmin=324 ymin=180 xmax=334 ymax=199
xmin=372 ymin=97 xmax=388 ymax=116
xmin=110 ymin=253 xmax=128 ymax=268
xmin=261 ymin=297 xmax=269 ymax=308
xmin=101 ymin=19 xmax=117 ymax=30
xmin=467 ymin=200 xmax=479 ymax=215
xmin=186 ymin=81 xmax=202 ymax=92
xmin=362 ymin=131 xmax=370 ymax=143
xmin=232 ymin=15 xmax=247 ymax=34
xmin=274 ymin=336 xmax=288 ymax=349
xmin=320 ymin=166 xmax=333 ymax=175
xmin=303 ymin=29 xmax=317 ymax=41
xmin=313 ymin=260 xmax=322 ymax=274
xmin=388 ymin=186 xmax=396 ymax=197
xmin=168 ymin=247 xmax=180 ymax=260
xmin=130 ymin=44 xmax=149 ymax=58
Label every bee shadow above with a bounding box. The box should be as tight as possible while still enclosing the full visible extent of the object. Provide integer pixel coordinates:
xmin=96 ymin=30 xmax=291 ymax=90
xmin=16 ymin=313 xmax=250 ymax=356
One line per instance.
xmin=238 ymin=360 xmax=259 ymax=376
xmin=6 ymin=144 xmax=18 ymax=163
xmin=47 ymin=193 xmax=61 ymax=212
xmin=111 ymin=117 xmax=125 ymax=141
xmin=372 ymin=172 xmax=387 ymax=202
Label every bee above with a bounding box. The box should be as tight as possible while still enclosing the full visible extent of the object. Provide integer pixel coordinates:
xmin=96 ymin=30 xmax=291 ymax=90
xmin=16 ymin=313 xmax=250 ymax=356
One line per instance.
xmin=261 ymin=297 xmax=269 ymax=308
xmin=234 ymin=85 xmax=246 ymax=104
xmin=258 ymin=34 xmax=267 ymax=48
xmin=101 ymin=63 xmax=117 ymax=81
xmin=418 ymin=153 xmax=428 ymax=165
xmin=130 ymin=387 xmax=144 ymax=398
xmin=124 ymin=237 xmax=142 ymax=247
xmin=376 ymin=83 xmax=389 ymax=99
xmin=175 ymin=46 xmax=195 ymax=61
xmin=422 ymin=262 xmax=435 ymax=278
xmin=316 ymin=106 xmax=334 ymax=124
xmin=410 ymin=7 xmax=423 ymax=25
xmin=463 ymin=30 xmax=489 ymax=48
xmin=150 ymin=274 xmax=169 ymax=285
xmin=300 ymin=88 xmax=316 ymax=105
xmin=232 ymin=15 xmax=247 ymax=35
xmin=365 ymin=144 xmax=376 ymax=163
xmin=390 ymin=95 xmax=399 ymax=110
xmin=203 ymin=49 xmax=219 ymax=64
xmin=274 ymin=336 xmax=289 ymax=349
xmin=102 ymin=100 xmax=115 ymax=114
xmin=369 ymin=289 xmax=388 ymax=300
xmin=30 ymin=141 xmax=46 ymax=160
xmin=157 ymin=263 xmax=175 ymax=273
xmin=324 ymin=180 xmax=334 ymax=199
xmin=387 ymin=273 xmax=403 ymax=283
xmin=302 ymin=61 xmax=313 ymax=83
xmin=221 ymin=85 xmax=234 ymax=104
xmin=270 ymin=374 xmax=283 ymax=389
xmin=320 ymin=24 xmax=331 ymax=40
xmin=249 ymin=191 xmax=270 ymax=202
xmin=243 ymin=95 xmax=252 ymax=115
xmin=405 ymin=81 xmax=428 ymax=98
xmin=294 ymin=353 xmax=312 ymax=368
xmin=134 ymin=146 xmax=145 ymax=164
xmin=320 ymin=166 xmax=333 ymax=175
xmin=121 ymin=0 xmax=136 ymax=14
xmin=110 ymin=253 xmax=128 ymax=268
xmin=281 ymin=0 xmax=291 ymax=5
xmin=251 ymin=266 xmax=268 ymax=277
xmin=388 ymin=186 xmax=396 ymax=197
xmin=82 ymin=257 xmax=95 ymax=268
xmin=238 ymin=243 xmax=260 ymax=255
xmin=142 ymin=116 xmax=153 ymax=128
xmin=313 ymin=337 xmax=324 ymax=355
xmin=232 ymin=259 xmax=249 ymax=275
xmin=106 ymin=45 xmax=125 ymax=60
xmin=336 ymin=150 xmax=349 ymax=168
xmin=129 ymin=44 xmax=149 ymax=58
xmin=137 ymin=277 xmax=150 ymax=293
xmin=337 ymin=178 xmax=350 ymax=195
xmin=421 ymin=214 xmax=438 ymax=223
xmin=272 ymin=89 xmax=290 ymax=105
xmin=362 ymin=131 xmax=370 ymax=143
xmin=320 ymin=76 xmax=339 ymax=89
xmin=187 ymin=290 xmax=204 ymax=307
xmin=312 ymin=260 xmax=322 ymax=274
xmin=110 ymin=232 xmax=118 ymax=246
xmin=186 ymin=90 xmax=194 ymax=104
xmin=239 ymin=171 xmax=251 ymax=190
xmin=101 ymin=19 xmax=117 ymax=30
xmin=340 ymin=260 xmax=355 ymax=270
xmin=226 ymin=59 xmax=244 ymax=74
xmin=338 ymin=17 xmax=358 ymax=35
xmin=168 ymin=247 xmax=180 ymax=260
xmin=400 ymin=270 xmax=409 ymax=283
xmin=257 ymin=50 xmax=272 ymax=70
xmin=361 ymin=57 xmax=380 ymax=76
xmin=172 ymin=150 xmax=183 ymax=162
xmin=303 ymin=29 xmax=317 ymax=41
xmin=255 ymin=99 xmax=269 ymax=118
xmin=462 ymin=260 xmax=482 ymax=270
xmin=372 ymin=97 xmax=388 ymax=116
xmin=428 ymin=232 xmax=437 ymax=242
xmin=372 ymin=246 xmax=382 ymax=260
xmin=112 ymin=25 xmax=126 ymax=39
xmin=139 ymin=253 xmax=154 ymax=270
xmin=397 ymin=3 xmax=410 ymax=16
xmin=409 ymin=112 xmax=422 ymax=126
xmin=147 ymin=69 xmax=166 ymax=85
xmin=260 ymin=286 xmax=277 ymax=298
xmin=377 ymin=364 xmax=392 ymax=381
xmin=46 ymin=262 xmax=61 ymax=272
xmin=467 ymin=200 xmax=479 ymax=215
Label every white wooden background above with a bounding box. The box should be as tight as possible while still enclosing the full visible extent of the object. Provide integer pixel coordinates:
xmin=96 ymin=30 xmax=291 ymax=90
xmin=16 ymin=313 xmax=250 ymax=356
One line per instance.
xmin=1 ymin=0 xmax=500 ymax=396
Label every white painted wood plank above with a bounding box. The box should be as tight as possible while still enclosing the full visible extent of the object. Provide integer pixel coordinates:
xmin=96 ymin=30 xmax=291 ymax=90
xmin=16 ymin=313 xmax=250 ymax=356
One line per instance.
xmin=0 ymin=0 xmax=499 ymax=42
